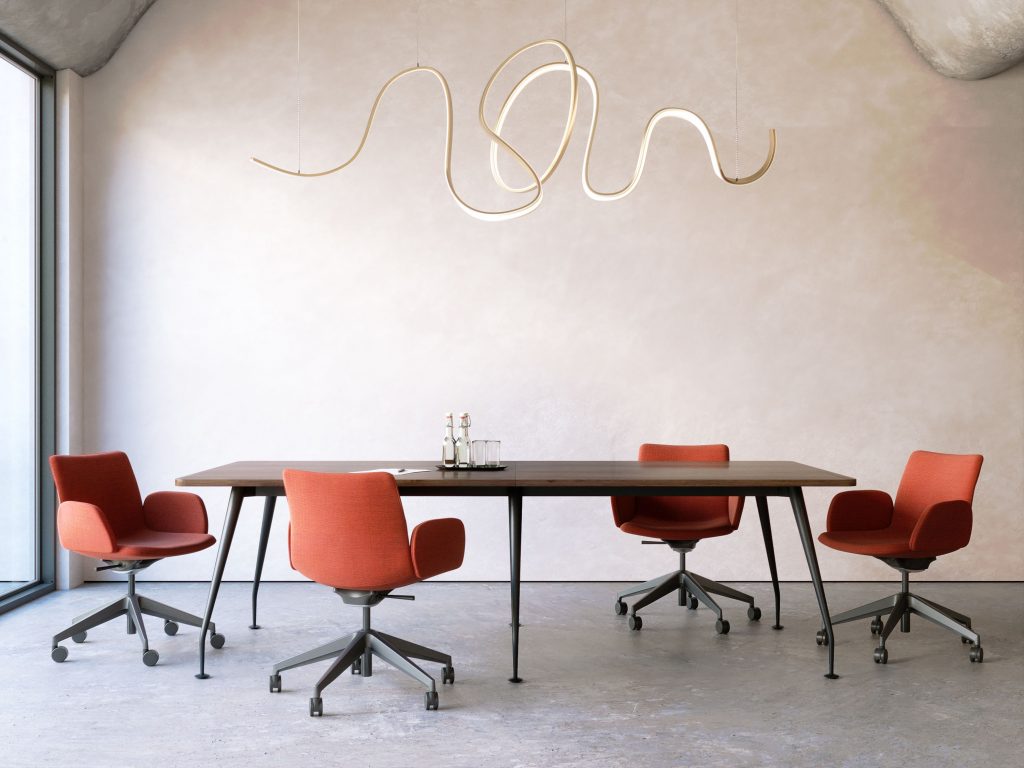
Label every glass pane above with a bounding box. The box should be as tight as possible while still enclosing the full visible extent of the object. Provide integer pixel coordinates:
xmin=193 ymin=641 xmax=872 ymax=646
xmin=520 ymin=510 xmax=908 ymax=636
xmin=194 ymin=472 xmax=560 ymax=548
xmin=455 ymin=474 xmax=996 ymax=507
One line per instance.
xmin=0 ymin=56 xmax=39 ymax=598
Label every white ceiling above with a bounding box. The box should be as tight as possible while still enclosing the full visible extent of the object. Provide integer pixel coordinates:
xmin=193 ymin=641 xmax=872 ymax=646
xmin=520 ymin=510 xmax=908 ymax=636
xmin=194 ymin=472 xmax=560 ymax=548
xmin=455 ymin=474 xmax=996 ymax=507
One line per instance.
xmin=880 ymin=0 xmax=1024 ymax=79
xmin=0 ymin=0 xmax=156 ymax=75
xmin=0 ymin=0 xmax=1021 ymax=79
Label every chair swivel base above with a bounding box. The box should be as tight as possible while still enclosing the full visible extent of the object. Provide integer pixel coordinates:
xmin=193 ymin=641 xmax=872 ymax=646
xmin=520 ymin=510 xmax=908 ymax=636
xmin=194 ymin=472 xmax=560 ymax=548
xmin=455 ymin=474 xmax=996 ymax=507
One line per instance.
xmin=818 ymin=587 xmax=982 ymax=665
xmin=615 ymin=568 xmax=760 ymax=635
xmin=270 ymin=627 xmax=454 ymax=716
xmin=270 ymin=591 xmax=454 ymax=717
xmin=51 ymin=575 xmax=223 ymax=666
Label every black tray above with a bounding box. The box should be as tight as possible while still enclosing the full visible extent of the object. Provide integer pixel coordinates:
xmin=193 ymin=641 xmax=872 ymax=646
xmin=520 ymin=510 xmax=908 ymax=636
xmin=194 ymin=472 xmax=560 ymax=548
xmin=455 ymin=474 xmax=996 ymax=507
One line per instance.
xmin=435 ymin=464 xmax=508 ymax=472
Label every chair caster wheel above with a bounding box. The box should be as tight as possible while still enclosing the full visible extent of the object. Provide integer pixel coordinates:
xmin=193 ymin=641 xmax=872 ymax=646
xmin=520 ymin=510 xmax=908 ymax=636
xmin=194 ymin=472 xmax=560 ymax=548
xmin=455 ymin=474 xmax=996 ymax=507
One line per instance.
xmin=142 ymin=649 xmax=160 ymax=666
xmin=870 ymin=617 xmax=883 ymax=635
xmin=442 ymin=665 xmax=455 ymax=685
xmin=627 ymin=614 xmax=643 ymax=631
xmin=309 ymin=697 xmax=323 ymax=717
xmin=688 ymin=597 xmax=699 ymax=610
xmin=269 ymin=674 xmax=281 ymax=692
xmin=969 ymin=646 xmax=984 ymax=663
xmin=873 ymin=647 xmax=888 ymax=664
xmin=614 ymin=599 xmax=627 ymax=616
xmin=71 ymin=632 xmax=87 ymax=643
xmin=352 ymin=657 xmax=362 ymax=675
xmin=715 ymin=619 xmax=730 ymax=635
xmin=51 ymin=646 xmax=68 ymax=663
xmin=425 ymin=691 xmax=439 ymax=711
xmin=163 ymin=621 xmax=179 ymax=636
xmin=209 ymin=633 xmax=225 ymax=649
xmin=815 ymin=629 xmax=829 ymax=646
xmin=747 ymin=606 xmax=762 ymax=621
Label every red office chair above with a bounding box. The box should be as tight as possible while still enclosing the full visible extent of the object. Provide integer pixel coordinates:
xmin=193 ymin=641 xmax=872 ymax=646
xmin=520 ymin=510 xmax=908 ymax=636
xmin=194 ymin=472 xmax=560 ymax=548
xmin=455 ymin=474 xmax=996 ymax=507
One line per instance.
xmin=49 ymin=452 xmax=223 ymax=665
xmin=612 ymin=444 xmax=765 ymax=634
xmin=818 ymin=450 xmax=984 ymax=664
xmin=270 ymin=470 xmax=465 ymax=716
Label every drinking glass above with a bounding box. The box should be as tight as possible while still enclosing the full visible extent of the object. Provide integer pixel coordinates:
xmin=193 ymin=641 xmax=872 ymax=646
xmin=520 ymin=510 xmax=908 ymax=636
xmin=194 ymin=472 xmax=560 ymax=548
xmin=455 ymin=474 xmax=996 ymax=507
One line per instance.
xmin=471 ymin=440 xmax=487 ymax=467
xmin=485 ymin=440 xmax=501 ymax=467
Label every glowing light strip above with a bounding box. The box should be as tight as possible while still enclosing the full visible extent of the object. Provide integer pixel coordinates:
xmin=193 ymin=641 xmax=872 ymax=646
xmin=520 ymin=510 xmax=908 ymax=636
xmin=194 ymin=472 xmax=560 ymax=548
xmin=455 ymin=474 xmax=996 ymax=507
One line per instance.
xmin=251 ymin=66 xmax=544 ymax=222
xmin=251 ymin=39 xmax=775 ymax=220
xmin=490 ymin=62 xmax=775 ymax=198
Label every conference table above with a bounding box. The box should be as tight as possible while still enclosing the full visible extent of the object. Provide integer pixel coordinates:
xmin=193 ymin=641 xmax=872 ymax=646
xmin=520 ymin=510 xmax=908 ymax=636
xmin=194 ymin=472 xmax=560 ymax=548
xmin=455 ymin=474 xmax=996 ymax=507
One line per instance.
xmin=177 ymin=460 xmax=856 ymax=681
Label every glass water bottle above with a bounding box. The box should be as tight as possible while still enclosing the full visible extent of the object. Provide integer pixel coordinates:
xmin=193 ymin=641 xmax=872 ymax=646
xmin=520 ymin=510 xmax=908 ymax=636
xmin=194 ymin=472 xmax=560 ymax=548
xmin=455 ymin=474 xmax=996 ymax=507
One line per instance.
xmin=442 ymin=413 xmax=457 ymax=468
xmin=456 ymin=412 xmax=472 ymax=467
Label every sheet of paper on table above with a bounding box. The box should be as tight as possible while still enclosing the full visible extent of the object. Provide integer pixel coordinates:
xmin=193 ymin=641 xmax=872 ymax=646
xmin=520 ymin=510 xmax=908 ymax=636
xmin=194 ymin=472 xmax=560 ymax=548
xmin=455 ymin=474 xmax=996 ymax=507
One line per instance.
xmin=350 ymin=468 xmax=432 ymax=476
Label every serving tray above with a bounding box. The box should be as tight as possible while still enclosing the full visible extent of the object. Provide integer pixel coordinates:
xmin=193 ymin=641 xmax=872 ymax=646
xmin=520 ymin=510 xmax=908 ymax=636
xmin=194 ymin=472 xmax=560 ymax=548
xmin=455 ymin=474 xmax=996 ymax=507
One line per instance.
xmin=434 ymin=464 xmax=508 ymax=472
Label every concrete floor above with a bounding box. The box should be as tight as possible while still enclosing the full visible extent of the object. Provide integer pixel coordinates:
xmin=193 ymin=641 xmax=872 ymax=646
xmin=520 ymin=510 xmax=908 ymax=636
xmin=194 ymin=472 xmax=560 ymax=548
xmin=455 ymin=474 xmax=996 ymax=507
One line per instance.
xmin=2 ymin=581 xmax=1021 ymax=768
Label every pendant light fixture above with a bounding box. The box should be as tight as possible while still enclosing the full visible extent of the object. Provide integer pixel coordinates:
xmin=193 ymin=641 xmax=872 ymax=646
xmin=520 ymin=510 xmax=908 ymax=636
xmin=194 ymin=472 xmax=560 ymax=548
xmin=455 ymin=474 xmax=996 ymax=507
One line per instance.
xmin=251 ymin=0 xmax=776 ymax=221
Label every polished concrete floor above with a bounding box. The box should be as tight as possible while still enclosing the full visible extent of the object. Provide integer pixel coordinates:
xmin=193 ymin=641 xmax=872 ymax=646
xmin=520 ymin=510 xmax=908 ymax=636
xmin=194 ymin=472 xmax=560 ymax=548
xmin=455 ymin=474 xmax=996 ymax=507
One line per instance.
xmin=2 ymin=581 xmax=1021 ymax=768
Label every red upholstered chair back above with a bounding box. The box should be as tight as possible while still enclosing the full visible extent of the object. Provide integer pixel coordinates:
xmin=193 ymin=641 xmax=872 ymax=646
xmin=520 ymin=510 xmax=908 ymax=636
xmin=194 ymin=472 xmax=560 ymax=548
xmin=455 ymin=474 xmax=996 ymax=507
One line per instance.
xmin=283 ymin=470 xmax=417 ymax=590
xmin=49 ymin=452 xmax=144 ymax=537
xmin=892 ymin=450 xmax=984 ymax=533
xmin=615 ymin=444 xmax=743 ymax=528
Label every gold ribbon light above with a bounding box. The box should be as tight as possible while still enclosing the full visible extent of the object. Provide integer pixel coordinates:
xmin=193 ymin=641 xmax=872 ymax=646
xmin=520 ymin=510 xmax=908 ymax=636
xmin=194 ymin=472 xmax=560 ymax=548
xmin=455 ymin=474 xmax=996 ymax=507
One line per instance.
xmin=252 ymin=28 xmax=776 ymax=221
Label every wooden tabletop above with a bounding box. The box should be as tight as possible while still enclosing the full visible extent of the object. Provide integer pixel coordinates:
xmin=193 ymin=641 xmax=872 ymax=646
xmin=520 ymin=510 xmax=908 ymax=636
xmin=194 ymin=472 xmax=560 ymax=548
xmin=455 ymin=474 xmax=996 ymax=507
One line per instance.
xmin=176 ymin=460 xmax=855 ymax=494
xmin=177 ymin=461 xmax=507 ymax=489
xmin=512 ymin=461 xmax=854 ymax=487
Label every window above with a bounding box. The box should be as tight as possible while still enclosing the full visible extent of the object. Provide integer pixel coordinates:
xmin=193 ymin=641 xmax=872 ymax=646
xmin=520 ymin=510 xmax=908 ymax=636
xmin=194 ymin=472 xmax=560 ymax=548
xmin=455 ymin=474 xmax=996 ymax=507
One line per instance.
xmin=0 ymin=37 xmax=55 ymax=613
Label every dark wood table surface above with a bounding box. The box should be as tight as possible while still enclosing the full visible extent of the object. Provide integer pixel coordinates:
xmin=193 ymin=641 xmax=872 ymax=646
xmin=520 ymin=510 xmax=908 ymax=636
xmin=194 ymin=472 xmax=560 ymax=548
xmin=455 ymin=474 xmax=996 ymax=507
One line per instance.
xmin=180 ymin=460 xmax=852 ymax=489
xmin=178 ymin=460 xmax=855 ymax=680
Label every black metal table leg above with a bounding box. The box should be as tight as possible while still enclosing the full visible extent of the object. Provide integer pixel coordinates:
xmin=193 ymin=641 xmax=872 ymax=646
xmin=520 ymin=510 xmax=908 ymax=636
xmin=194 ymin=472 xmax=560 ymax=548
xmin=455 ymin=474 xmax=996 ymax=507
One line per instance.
xmin=508 ymin=494 xmax=523 ymax=683
xmin=789 ymin=487 xmax=838 ymax=679
xmin=755 ymin=496 xmax=783 ymax=630
xmin=196 ymin=486 xmax=248 ymax=679
xmin=249 ymin=495 xmax=277 ymax=630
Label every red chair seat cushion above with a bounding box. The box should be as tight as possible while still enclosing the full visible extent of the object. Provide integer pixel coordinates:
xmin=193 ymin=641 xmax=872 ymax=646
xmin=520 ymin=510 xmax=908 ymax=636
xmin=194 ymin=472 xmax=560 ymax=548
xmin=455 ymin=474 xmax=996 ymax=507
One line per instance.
xmin=613 ymin=445 xmax=744 ymax=542
xmin=620 ymin=514 xmax=735 ymax=541
xmin=78 ymin=529 xmax=216 ymax=560
xmin=818 ymin=529 xmax=919 ymax=558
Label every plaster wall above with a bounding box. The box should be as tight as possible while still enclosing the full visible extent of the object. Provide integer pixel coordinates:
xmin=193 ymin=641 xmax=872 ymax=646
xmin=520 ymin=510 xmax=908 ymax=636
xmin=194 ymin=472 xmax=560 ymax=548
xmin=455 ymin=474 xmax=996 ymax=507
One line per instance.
xmin=81 ymin=0 xmax=1024 ymax=582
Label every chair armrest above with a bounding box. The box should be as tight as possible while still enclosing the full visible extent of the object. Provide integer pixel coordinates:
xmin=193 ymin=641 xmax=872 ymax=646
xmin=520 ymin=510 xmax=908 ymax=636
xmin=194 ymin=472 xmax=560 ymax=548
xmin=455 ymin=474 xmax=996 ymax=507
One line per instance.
xmin=909 ymin=500 xmax=973 ymax=554
xmin=411 ymin=518 xmax=465 ymax=580
xmin=57 ymin=501 xmax=117 ymax=555
xmin=728 ymin=496 xmax=745 ymax=528
xmin=611 ymin=496 xmax=636 ymax=527
xmin=826 ymin=490 xmax=894 ymax=532
xmin=143 ymin=491 xmax=209 ymax=534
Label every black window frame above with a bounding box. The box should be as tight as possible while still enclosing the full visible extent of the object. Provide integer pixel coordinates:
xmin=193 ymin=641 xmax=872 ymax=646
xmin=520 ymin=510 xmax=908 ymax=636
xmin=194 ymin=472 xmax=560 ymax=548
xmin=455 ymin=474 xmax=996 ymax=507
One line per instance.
xmin=0 ymin=33 xmax=56 ymax=615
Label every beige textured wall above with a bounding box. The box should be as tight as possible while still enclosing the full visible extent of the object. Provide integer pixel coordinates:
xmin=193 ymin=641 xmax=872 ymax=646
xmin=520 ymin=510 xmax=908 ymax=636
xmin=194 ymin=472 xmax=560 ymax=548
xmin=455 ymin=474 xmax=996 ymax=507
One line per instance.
xmin=82 ymin=0 xmax=1023 ymax=582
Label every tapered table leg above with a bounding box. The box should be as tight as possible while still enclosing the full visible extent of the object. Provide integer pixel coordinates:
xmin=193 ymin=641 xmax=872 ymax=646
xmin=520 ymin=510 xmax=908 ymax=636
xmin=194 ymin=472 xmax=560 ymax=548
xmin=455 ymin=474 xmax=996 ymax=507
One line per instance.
xmin=508 ymin=494 xmax=523 ymax=683
xmin=196 ymin=486 xmax=247 ymax=679
xmin=755 ymin=496 xmax=784 ymax=630
xmin=789 ymin=487 xmax=838 ymax=679
xmin=249 ymin=495 xmax=277 ymax=630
